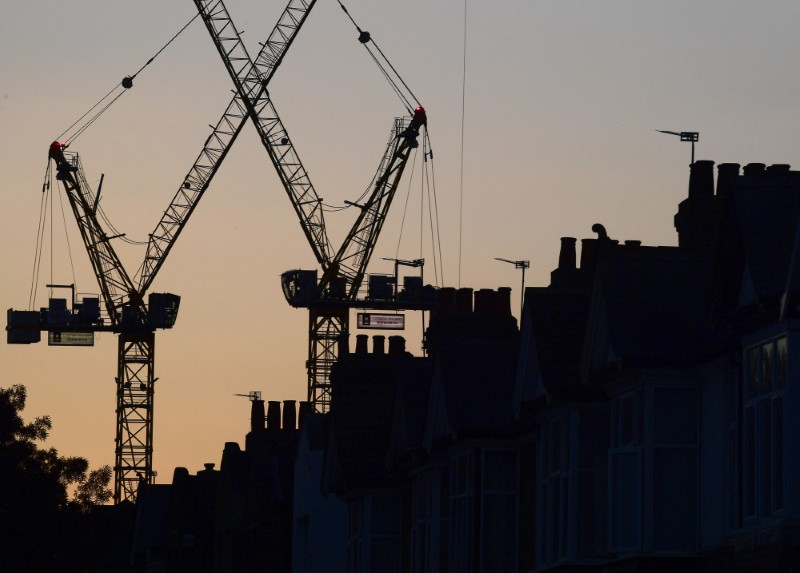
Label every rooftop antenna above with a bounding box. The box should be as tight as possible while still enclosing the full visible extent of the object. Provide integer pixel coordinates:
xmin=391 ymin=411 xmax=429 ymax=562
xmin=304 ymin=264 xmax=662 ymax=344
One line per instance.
xmin=233 ymin=391 xmax=262 ymax=401
xmin=382 ymin=257 xmax=425 ymax=299
xmin=656 ymin=130 xmax=699 ymax=163
xmin=494 ymin=258 xmax=529 ymax=319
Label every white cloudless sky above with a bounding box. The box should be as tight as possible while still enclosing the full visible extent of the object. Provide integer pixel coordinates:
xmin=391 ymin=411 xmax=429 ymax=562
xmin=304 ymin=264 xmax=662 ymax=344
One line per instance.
xmin=3 ymin=0 xmax=800 ymax=480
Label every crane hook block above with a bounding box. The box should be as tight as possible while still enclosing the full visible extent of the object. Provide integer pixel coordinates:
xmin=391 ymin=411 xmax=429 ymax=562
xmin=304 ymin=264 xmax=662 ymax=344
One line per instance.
xmin=122 ymin=76 xmax=134 ymax=89
xmin=358 ymin=30 xmax=371 ymax=44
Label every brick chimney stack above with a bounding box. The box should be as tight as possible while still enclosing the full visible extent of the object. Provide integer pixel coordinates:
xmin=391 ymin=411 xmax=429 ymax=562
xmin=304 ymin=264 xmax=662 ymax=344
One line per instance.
xmin=674 ymin=160 xmax=726 ymax=250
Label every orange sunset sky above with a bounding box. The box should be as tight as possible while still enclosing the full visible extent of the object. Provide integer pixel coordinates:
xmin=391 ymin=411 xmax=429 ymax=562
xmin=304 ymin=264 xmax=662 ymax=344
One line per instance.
xmin=3 ymin=0 xmax=800 ymax=481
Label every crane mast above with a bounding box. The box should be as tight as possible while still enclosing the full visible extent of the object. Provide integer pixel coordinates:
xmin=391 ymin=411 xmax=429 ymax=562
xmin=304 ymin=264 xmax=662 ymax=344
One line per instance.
xmin=9 ymin=0 xmax=320 ymax=503
xmin=196 ymin=0 xmax=429 ymax=412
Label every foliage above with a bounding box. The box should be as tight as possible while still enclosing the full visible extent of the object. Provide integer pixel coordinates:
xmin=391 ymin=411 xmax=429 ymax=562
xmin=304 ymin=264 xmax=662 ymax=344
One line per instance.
xmin=0 ymin=384 xmax=113 ymax=570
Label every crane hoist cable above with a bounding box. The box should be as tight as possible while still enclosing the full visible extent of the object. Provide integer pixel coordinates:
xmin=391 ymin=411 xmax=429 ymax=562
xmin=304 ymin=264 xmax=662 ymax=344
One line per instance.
xmin=321 ymin=1 xmax=429 ymax=214
xmin=30 ymin=159 xmax=78 ymax=303
xmin=425 ymin=131 xmax=445 ymax=285
xmin=393 ymin=146 xmax=420 ymax=260
xmin=30 ymin=163 xmax=52 ymax=309
xmin=56 ymin=181 xmax=79 ymax=292
xmin=334 ymin=0 xmax=420 ymax=114
xmin=392 ymin=130 xmax=444 ymax=287
xmin=55 ymin=11 xmax=200 ymax=146
xmin=423 ymin=131 xmax=444 ymax=285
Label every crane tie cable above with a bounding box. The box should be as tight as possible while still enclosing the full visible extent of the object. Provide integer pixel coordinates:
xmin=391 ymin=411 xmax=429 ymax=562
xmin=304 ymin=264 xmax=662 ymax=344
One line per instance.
xmin=334 ymin=0 xmax=421 ymax=113
xmin=56 ymin=11 xmax=200 ymax=145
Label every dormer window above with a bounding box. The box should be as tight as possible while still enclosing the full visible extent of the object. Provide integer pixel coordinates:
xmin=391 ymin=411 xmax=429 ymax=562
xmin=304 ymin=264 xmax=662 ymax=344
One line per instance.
xmin=742 ymin=337 xmax=786 ymax=522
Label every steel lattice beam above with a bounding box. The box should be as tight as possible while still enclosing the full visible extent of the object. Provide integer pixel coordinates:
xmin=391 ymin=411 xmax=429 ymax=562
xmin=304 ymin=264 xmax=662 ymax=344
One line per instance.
xmin=114 ymin=332 xmax=155 ymax=503
xmin=307 ymin=308 xmax=348 ymax=412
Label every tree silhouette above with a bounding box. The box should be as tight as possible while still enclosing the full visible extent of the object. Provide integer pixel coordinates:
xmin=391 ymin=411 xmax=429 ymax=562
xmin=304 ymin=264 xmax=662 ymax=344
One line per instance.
xmin=0 ymin=385 xmax=112 ymax=571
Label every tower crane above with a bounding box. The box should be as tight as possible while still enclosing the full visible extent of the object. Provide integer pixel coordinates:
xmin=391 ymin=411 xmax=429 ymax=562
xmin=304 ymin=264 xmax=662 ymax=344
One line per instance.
xmin=195 ymin=0 xmax=436 ymax=412
xmin=7 ymin=0 xmax=319 ymax=503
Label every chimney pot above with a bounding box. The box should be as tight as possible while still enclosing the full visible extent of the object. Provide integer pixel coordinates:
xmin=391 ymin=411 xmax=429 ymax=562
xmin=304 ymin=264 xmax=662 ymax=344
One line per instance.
xmin=338 ymin=333 xmax=350 ymax=356
xmin=298 ymin=401 xmax=313 ymax=428
xmin=688 ymin=160 xmax=715 ymax=198
xmin=743 ymin=162 xmax=766 ymax=176
xmin=624 ymin=240 xmax=641 ymax=247
xmin=437 ymin=287 xmax=457 ymax=314
xmin=767 ymin=163 xmax=791 ymax=174
xmin=456 ymin=288 xmax=474 ymax=313
xmin=355 ymin=334 xmax=369 ymax=355
xmin=716 ymin=163 xmax=740 ymax=197
xmin=282 ymin=400 xmax=297 ymax=431
xmin=203 ymin=463 xmax=215 ymax=471
xmin=373 ymin=335 xmax=386 ymax=355
xmin=497 ymin=287 xmax=512 ymax=316
xmin=558 ymin=237 xmax=577 ymax=270
xmin=388 ymin=335 xmax=406 ymax=355
xmin=580 ymin=238 xmax=597 ymax=271
xmin=267 ymin=400 xmax=281 ymax=430
xmin=250 ymin=399 xmax=265 ymax=433
xmin=474 ymin=289 xmax=496 ymax=315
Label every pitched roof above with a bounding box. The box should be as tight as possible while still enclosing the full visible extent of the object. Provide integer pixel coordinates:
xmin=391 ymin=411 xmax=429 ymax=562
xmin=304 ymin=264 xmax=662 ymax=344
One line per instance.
xmin=729 ymin=173 xmax=800 ymax=302
xmin=327 ymin=353 xmax=427 ymax=491
xmin=592 ymin=246 xmax=714 ymax=362
xmin=388 ymin=358 xmax=434 ymax=462
xmin=526 ymin=286 xmax=590 ymax=387
xmin=430 ymin=336 xmax=520 ymax=438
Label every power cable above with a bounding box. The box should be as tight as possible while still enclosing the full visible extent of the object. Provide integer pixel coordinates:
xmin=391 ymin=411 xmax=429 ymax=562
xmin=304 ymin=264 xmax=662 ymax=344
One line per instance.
xmin=458 ymin=0 xmax=468 ymax=288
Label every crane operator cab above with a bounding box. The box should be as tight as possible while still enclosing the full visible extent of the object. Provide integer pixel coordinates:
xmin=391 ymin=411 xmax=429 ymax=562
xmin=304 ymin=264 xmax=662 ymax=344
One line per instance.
xmin=281 ymin=270 xmax=318 ymax=308
xmin=147 ymin=293 xmax=181 ymax=329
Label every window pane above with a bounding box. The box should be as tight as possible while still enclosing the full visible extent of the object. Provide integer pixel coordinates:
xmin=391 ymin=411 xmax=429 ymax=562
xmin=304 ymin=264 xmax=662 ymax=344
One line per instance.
xmin=653 ymin=388 xmax=696 ymax=445
xmin=449 ymin=496 xmax=473 ymax=573
xmin=481 ymin=494 xmax=518 ymax=572
xmin=744 ymin=407 xmax=755 ymax=518
xmin=611 ymin=452 xmax=640 ymax=550
xmin=538 ymin=484 xmax=548 ymax=564
xmin=776 ymin=337 xmax=787 ymax=389
xmin=579 ymin=412 xmax=607 ymax=469
xmin=728 ymin=429 xmax=740 ymax=529
xmin=551 ymin=421 xmax=561 ymax=472
xmin=619 ymin=397 xmax=634 ymax=447
xmin=371 ymin=537 xmax=400 ymax=573
xmin=484 ymin=450 xmax=517 ymax=492
xmin=577 ymin=473 xmax=597 ymax=559
xmin=762 ymin=342 xmax=774 ymax=393
xmin=774 ymin=397 xmax=784 ymax=511
xmin=350 ymin=498 xmax=363 ymax=536
xmin=560 ymin=476 xmax=569 ymax=559
xmin=653 ymin=448 xmax=697 ymax=551
xmin=540 ymin=423 xmax=550 ymax=476
xmin=551 ymin=478 xmax=561 ymax=559
xmin=747 ymin=347 xmax=760 ymax=398
xmin=760 ymin=400 xmax=773 ymax=516
xmin=372 ymin=496 xmax=401 ymax=536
